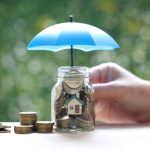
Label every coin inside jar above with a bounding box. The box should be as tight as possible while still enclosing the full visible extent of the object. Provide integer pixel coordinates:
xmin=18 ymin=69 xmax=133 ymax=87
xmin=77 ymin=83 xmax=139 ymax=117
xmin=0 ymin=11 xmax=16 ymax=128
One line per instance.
xmin=53 ymin=82 xmax=63 ymax=101
xmin=56 ymin=116 xmax=71 ymax=128
xmin=63 ymin=79 xmax=83 ymax=94
xmin=64 ymin=78 xmax=84 ymax=88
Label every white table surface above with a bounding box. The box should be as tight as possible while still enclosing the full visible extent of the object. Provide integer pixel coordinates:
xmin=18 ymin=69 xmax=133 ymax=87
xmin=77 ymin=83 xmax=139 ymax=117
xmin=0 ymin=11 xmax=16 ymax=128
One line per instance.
xmin=1 ymin=122 xmax=150 ymax=150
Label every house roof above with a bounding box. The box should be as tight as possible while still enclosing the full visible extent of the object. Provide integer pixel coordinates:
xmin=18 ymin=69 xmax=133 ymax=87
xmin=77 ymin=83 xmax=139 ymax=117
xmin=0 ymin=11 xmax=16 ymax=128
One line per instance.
xmin=65 ymin=95 xmax=84 ymax=105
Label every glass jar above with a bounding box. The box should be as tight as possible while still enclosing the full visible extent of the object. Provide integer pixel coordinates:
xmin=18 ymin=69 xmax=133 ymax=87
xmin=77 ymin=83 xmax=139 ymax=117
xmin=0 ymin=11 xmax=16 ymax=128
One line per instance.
xmin=51 ymin=66 xmax=95 ymax=132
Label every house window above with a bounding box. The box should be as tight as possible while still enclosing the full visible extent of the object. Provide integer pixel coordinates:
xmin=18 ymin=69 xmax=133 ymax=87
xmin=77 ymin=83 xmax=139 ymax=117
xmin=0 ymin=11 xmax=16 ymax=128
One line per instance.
xmin=75 ymin=105 xmax=80 ymax=113
xmin=70 ymin=106 xmax=74 ymax=110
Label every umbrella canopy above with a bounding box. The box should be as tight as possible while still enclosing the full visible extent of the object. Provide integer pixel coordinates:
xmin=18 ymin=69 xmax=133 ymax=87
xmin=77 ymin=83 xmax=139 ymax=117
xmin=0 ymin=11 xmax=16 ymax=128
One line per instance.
xmin=27 ymin=16 xmax=119 ymax=66
xmin=27 ymin=22 xmax=119 ymax=52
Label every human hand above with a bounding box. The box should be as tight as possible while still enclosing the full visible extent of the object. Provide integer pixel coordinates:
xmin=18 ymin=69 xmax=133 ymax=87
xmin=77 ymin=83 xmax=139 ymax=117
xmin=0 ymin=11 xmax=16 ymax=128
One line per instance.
xmin=90 ymin=63 xmax=150 ymax=124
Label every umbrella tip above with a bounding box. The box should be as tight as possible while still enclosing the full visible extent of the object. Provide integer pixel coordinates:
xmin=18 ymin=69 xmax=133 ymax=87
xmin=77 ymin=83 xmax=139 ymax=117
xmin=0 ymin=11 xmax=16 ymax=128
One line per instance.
xmin=69 ymin=15 xmax=74 ymax=22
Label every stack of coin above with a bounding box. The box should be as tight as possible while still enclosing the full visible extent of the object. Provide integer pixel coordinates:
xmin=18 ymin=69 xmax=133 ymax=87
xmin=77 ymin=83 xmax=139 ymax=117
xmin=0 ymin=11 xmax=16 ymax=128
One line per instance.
xmin=35 ymin=121 xmax=54 ymax=133
xmin=19 ymin=112 xmax=38 ymax=125
xmin=0 ymin=123 xmax=11 ymax=133
xmin=14 ymin=112 xmax=38 ymax=134
xmin=14 ymin=112 xmax=54 ymax=134
xmin=55 ymin=95 xmax=64 ymax=116
xmin=56 ymin=116 xmax=71 ymax=128
xmin=14 ymin=125 xmax=33 ymax=134
xmin=76 ymin=117 xmax=93 ymax=129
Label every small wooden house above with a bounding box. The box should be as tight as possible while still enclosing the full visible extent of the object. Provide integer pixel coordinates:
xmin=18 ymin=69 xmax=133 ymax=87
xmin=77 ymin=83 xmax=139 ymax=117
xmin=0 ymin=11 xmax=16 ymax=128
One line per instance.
xmin=65 ymin=95 xmax=84 ymax=115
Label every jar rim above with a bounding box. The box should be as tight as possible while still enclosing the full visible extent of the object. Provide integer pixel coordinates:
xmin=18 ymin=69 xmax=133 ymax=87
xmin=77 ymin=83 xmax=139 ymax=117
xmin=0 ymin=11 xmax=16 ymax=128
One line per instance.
xmin=58 ymin=66 xmax=89 ymax=70
xmin=57 ymin=66 xmax=89 ymax=78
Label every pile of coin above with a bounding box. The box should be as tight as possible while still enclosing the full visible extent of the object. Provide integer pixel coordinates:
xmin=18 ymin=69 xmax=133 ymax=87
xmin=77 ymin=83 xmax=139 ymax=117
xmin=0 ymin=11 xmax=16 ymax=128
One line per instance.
xmin=35 ymin=121 xmax=54 ymax=133
xmin=14 ymin=125 xmax=33 ymax=134
xmin=19 ymin=112 xmax=38 ymax=126
xmin=56 ymin=116 xmax=71 ymax=128
xmin=14 ymin=112 xmax=37 ymax=134
xmin=14 ymin=112 xmax=54 ymax=134
xmin=53 ymin=70 xmax=95 ymax=131
xmin=0 ymin=123 xmax=11 ymax=133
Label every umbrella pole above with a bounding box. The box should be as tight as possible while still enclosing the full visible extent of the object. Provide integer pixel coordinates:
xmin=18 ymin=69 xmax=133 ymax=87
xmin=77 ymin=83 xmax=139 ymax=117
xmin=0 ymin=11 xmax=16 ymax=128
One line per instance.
xmin=70 ymin=45 xmax=74 ymax=67
xmin=69 ymin=15 xmax=74 ymax=67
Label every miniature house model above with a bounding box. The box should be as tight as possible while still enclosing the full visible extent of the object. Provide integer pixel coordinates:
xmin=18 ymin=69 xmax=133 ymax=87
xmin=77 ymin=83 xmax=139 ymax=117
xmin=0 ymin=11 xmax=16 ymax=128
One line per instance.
xmin=65 ymin=95 xmax=84 ymax=115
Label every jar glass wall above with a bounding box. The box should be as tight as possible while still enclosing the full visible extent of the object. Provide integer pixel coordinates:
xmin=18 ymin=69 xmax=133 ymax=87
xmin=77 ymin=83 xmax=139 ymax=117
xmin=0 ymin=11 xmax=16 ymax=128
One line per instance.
xmin=51 ymin=66 xmax=95 ymax=132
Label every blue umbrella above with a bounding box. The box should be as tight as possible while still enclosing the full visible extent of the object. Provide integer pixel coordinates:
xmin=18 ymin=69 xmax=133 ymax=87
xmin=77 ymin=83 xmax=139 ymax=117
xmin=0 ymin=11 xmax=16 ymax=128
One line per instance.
xmin=27 ymin=16 xmax=119 ymax=66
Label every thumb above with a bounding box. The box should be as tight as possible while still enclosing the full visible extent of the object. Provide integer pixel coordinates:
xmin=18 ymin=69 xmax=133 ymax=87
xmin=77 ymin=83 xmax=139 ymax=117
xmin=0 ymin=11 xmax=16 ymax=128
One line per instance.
xmin=93 ymin=82 xmax=118 ymax=102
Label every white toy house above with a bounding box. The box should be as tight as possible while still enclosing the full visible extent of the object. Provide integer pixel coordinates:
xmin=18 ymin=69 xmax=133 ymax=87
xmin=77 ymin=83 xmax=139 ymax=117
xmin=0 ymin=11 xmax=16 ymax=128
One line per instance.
xmin=65 ymin=95 xmax=84 ymax=115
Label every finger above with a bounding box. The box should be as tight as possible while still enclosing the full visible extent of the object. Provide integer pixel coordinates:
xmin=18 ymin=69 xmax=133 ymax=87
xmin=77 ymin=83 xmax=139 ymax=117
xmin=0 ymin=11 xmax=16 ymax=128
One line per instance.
xmin=93 ymin=82 xmax=117 ymax=102
xmin=90 ymin=64 xmax=108 ymax=84
xmin=90 ymin=66 xmax=101 ymax=84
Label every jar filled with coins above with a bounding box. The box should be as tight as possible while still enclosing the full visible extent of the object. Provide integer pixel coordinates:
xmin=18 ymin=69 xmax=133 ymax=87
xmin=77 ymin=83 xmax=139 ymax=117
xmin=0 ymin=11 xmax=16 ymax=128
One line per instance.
xmin=51 ymin=66 xmax=95 ymax=132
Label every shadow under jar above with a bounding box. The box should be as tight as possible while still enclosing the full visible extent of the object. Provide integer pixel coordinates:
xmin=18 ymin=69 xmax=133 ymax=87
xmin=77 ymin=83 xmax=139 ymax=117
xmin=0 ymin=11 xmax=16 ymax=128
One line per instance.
xmin=51 ymin=66 xmax=95 ymax=132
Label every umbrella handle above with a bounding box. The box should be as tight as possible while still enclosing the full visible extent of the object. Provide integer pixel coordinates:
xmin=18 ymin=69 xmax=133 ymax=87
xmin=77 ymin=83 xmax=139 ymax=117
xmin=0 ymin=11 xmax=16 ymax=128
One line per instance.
xmin=69 ymin=15 xmax=74 ymax=22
